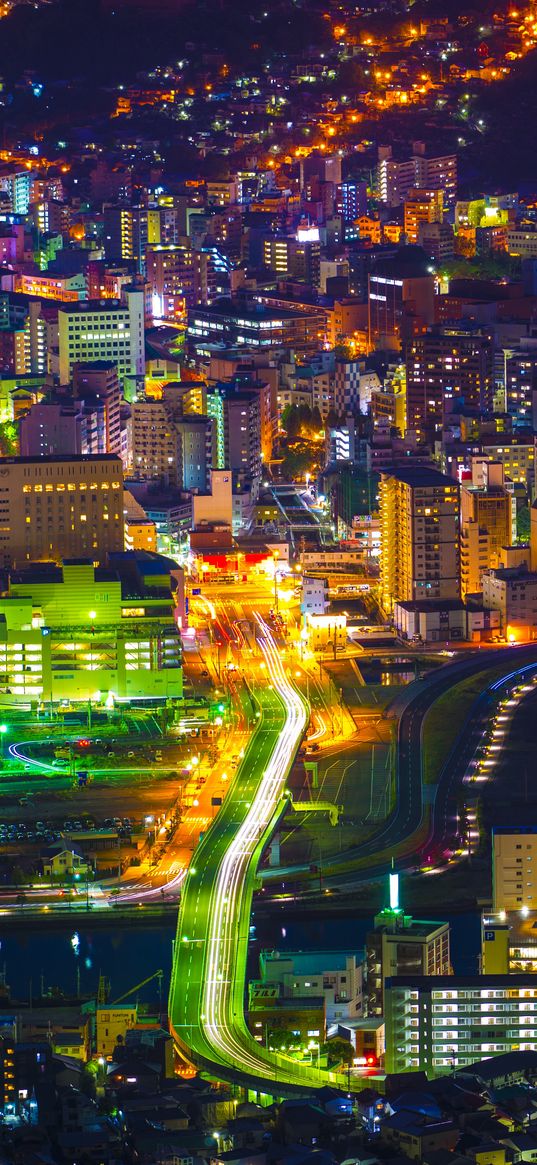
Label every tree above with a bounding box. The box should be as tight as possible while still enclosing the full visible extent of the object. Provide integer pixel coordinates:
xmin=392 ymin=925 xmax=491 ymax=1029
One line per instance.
xmin=326 ymin=407 xmax=342 ymax=429
xmin=321 ymin=1037 xmax=354 ymax=1067
xmin=517 ymin=504 xmax=530 ymax=543
xmin=297 ymin=402 xmax=313 ymax=433
xmin=281 ymin=404 xmax=300 ymax=440
xmin=311 ymin=406 xmax=323 ymax=432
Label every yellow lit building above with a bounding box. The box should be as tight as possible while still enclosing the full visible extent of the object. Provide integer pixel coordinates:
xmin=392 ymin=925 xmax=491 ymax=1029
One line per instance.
xmin=96 ymin=1005 xmax=137 ymax=1059
xmin=404 ymin=187 xmax=443 ymax=244
xmin=380 ymin=465 xmax=460 ymax=615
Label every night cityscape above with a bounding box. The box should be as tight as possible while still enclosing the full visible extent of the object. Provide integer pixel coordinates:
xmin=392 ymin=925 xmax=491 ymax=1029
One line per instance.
xmin=4 ymin=0 xmax=537 ymax=1161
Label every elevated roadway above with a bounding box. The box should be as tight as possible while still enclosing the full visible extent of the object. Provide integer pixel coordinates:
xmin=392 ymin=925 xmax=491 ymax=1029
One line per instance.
xmin=169 ymin=614 xmax=341 ymax=1094
xmin=170 ymin=636 xmax=537 ymax=1092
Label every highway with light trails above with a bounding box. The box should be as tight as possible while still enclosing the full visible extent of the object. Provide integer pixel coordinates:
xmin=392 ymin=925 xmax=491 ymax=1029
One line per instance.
xmin=169 ymin=612 xmax=343 ymax=1093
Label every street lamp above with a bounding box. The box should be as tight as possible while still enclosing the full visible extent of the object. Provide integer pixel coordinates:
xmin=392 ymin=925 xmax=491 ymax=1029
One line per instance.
xmin=0 ymin=724 xmax=7 ymax=757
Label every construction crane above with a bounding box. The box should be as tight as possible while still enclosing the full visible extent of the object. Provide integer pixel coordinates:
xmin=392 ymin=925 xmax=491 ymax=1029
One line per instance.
xmin=111 ymin=969 xmax=164 ymax=1006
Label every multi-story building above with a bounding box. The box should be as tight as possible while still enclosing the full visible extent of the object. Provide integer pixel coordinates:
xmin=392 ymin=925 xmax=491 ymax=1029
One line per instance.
xmin=385 ymin=974 xmax=537 ymax=1075
xmin=0 ymin=455 xmax=124 ymax=567
xmin=338 ymin=180 xmax=367 ymax=223
xmin=72 ymin=362 xmax=122 ymax=456
xmin=506 ymin=225 xmax=537 ymax=259
xmin=14 ymin=270 xmax=87 ymax=303
xmin=368 ymin=248 xmax=436 ymax=346
xmin=57 ymin=289 xmax=145 ymax=387
xmin=262 ymin=235 xmax=321 ymax=288
xmin=460 ymin=462 xmax=512 ymax=597
xmin=482 ymin=565 xmax=537 ymax=640
xmin=333 ymin=359 xmax=380 ymax=416
xmin=103 ymin=205 xmax=161 ymax=266
xmin=188 ymin=299 xmax=327 ymax=355
xmin=258 ymin=949 xmax=363 ymax=1025
xmin=378 ymin=145 xmax=457 ymax=208
xmin=379 ymin=465 xmax=460 ymax=615
xmin=404 ymin=189 xmax=443 ymax=245
xmin=418 ymin=221 xmax=454 ymax=263
xmin=367 ymin=902 xmax=450 ymax=1017
xmin=492 ymin=828 xmax=537 ymax=913
xmin=146 ymin=243 xmax=216 ymax=320
xmin=131 ymin=398 xmax=211 ymax=491
xmin=501 ymin=344 xmax=537 ymax=424
xmin=0 ymin=555 xmax=182 ymax=705
xmin=224 ymin=391 xmax=261 ymax=480
xmin=406 ymin=327 xmax=494 ymax=441
xmin=0 ymin=168 xmax=33 ymax=215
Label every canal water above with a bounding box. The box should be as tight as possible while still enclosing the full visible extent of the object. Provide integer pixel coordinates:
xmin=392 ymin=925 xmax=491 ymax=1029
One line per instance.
xmin=0 ymin=910 xmax=480 ymax=1006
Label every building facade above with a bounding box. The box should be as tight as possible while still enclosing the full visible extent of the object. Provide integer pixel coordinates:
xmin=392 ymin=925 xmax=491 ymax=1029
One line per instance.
xmin=380 ymin=465 xmax=460 ymax=615
xmin=0 ymin=455 xmax=124 ymax=568
xmin=385 ymin=975 xmax=537 ymax=1075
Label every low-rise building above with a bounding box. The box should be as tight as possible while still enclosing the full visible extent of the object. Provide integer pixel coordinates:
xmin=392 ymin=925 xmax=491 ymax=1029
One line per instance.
xmin=482 ymin=566 xmax=537 ymax=641
xmin=258 ymin=949 xmax=363 ymax=1024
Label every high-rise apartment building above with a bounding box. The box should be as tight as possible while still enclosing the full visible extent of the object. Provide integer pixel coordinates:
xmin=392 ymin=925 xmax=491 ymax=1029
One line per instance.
xmin=385 ymin=975 xmax=537 ymax=1075
xmin=501 ymin=345 xmax=537 ymax=423
xmin=404 ymin=188 xmax=443 ymax=244
xmin=146 ymin=243 xmax=218 ymax=320
xmin=0 ymin=168 xmax=33 ymax=215
xmin=379 ymin=465 xmax=460 ymax=614
xmin=58 ymin=290 xmax=145 ymax=387
xmin=0 ymin=455 xmax=124 ymax=567
xmin=225 ymin=392 xmax=263 ymax=481
xmin=131 ymin=398 xmax=211 ymax=491
xmin=406 ymin=327 xmax=494 ymax=441
xmin=103 ymin=205 xmax=161 ymax=267
xmin=262 ymin=235 xmax=321 ymax=288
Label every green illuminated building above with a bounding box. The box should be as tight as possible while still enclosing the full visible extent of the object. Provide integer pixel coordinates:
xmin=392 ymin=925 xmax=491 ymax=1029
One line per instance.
xmin=0 ymin=553 xmax=183 ymax=706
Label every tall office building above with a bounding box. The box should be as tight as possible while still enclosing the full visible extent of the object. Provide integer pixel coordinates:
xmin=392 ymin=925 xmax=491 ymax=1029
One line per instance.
xmin=58 ymin=289 xmax=145 ymax=387
xmin=385 ymin=975 xmax=537 ymax=1075
xmin=406 ymin=327 xmax=494 ymax=441
xmin=379 ymin=465 xmax=460 ymax=614
xmin=368 ymin=246 xmax=436 ymax=346
xmin=0 ymin=455 xmax=124 ymax=567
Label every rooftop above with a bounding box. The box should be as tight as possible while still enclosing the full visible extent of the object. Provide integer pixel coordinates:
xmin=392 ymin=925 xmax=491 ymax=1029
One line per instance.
xmin=382 ymin=463 xmax=457 ymax=489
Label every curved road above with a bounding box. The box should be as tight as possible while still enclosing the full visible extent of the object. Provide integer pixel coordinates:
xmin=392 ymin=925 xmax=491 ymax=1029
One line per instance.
xmin=169 ymin=643 xmax=537 ymax=1093
xmin=261 ymin=645 xmax=537 ymax=889
xmin=169 ymin=615 xmax=342 ymax=1093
